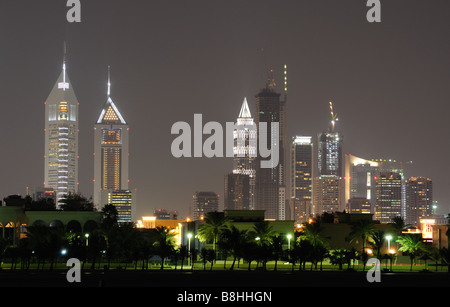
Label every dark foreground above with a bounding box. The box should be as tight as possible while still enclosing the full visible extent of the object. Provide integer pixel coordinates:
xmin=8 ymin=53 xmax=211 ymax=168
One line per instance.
xmin=1 ymin=269 xmax=449 ymax=288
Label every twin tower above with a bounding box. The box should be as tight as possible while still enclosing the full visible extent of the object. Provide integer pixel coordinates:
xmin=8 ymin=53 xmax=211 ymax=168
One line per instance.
xmin=43 ymin=53 xmax=132 ymax=221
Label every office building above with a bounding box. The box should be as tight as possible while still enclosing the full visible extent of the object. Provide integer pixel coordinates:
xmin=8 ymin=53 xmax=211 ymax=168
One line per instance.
xmin=103 ymin=190 xmax=133 ymax=223
xmin=405 ymin=177 xmax=432 ymax=227
xmin=347 ymin=197 xmax=372 ymax=214
xmin=254 ymin=84 xmax=286 ymax=220
xmin=192 ymin=192 xmax=219 ymax=221
xmin=93 ymin=68 xmax=130 ymax=212
xmin=313 ymin=176 xmax=344 ymax=214
xmin=224 ymin=173 xmax=250 ymax=211
xmin=375 ymin=172 xmax=402 ymax=223
xmin=232 ymin=98 xmax=256 ymax=209
xmin=44 ymin=49 xmax=79 ymax=206
xmin=313 ymin=102 xmax=344 ymax=214
xmin=290 ymin=136 xmax=313 ymax=223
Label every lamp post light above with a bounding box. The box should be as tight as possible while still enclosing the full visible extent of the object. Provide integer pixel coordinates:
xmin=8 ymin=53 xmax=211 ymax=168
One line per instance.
xmin=287 ymin=234 xmax=292 ymax=250
xmin=85 ymin=233 xmax=89 ymax=247
xmin=187 ymin=233 xmax=193 ymax=266
xmin=385 ymin=234 xmax=393 ymax=253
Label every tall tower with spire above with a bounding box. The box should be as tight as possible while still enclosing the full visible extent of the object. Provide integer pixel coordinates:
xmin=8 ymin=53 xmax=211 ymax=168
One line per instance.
xmin=232 ymin=97 xmax=256 ymax=209
xmin=44 ymin=44 xmax=79 ymax=206
xmin=93 ymin=67 xmax=131 ymax=219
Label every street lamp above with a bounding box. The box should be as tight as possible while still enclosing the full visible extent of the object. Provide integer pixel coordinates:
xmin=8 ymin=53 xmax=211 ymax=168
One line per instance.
xmin=187 ymin=233 xmax=193 ymax=266
xmin=85 ymin=233 xmax=89 ymax=247
xmin=385 ymin=234 xmax=393 ymax=253
xmin=287 ymin=234 xmax=292 ymax=250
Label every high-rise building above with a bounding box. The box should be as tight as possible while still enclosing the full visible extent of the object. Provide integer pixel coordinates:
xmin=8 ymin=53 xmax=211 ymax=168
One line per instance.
xmin=44 ymin=49 xmax=79 ymax=206
xmin=313 ymin=102 xmax=344 ymax=214
xmin=224 ymin=173 xmax=250 ymax=211
xmin=94 ymin=67 xmax=130 ymax=212
xmin=405 ymin=177 xmax=432 ymax=227
xmin=313 ymin=176 xmax=344 ymax=214
xmin=347 ymin=197 xmax=372 ymax=214
xmin=344 ymin=155 xmax=379 ymax=213
xmin=104 ymin=190 xmax=133 ymax=223
xmin=192 ymin=192 xmax=219 ymax=221
xmin=375 ymin=172 xmax=402 ymax=224
xmin=344 ymin=155 xmax=408 ymax=216
xmin=254 ymin=86 xmax=284 ymax=220
xmin=290 ymin=136 xmax=313 ymax=223
xmin=232 ymin=98 xmax=256 ymax=209
xmin=317 ymin=131 xmax=343 ymax=177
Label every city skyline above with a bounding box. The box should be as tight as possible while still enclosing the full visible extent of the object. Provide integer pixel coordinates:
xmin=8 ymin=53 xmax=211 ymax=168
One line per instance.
xmin=0 ymin=0 xmax=449 ymax=220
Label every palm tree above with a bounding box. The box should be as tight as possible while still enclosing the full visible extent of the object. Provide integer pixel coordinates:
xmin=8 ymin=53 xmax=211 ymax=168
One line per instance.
xmin=271 ymin=235 xmax=283 ymax=271
xmin=369 ymin=230 xmax=385 ymax=259
xmin=197 ymin=212 xmax=228 ymax=257
xmin=178 ymin=245 xmax=188 ymax=271
xmin=153 ymin=226 xmax=176 ymax=270
xmin=348 ymin=219 xmax=376 ymax=255
xmin=300 ymin=222 xmax=328 ymax=248
xmin=329 ymin=249 xmax=347 ymax=271
xmin=396 ymin=234 xmax=425 ymax=271
xmin=389 ymin=217 xmax=406 ymax=237
xmin=249 ymin=221 xmax=275 ymax=246
xmin=220 ymin=225 xmax=248 ymax=270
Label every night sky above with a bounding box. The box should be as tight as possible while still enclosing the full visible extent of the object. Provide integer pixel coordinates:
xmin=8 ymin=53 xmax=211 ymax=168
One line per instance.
xmin=0 ymin=0 xmax=448 ymax=219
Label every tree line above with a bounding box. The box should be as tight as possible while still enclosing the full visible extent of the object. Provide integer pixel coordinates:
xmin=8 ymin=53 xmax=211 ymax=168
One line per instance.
xmin=1 ymin=209 xmax=449 ymax=273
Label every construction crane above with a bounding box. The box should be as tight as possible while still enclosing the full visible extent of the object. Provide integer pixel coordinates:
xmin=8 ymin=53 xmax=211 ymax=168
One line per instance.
xmin=329 ymin=101 xmax=338 ymax=132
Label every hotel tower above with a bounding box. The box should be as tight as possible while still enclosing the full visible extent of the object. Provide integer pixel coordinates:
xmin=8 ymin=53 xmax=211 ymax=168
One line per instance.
xmin=93 ymin=67 xmax=131 ymax=220
xmin=44 ymin=48 xmax=79 ymax=206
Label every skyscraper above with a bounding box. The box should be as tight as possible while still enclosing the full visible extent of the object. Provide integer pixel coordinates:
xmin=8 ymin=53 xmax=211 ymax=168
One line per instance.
xmin=192 ymin=192 xmax=219 ymax=221
xmin=313 ymin=176 xmax=344 ymax=214
xmin=93 ymin=67 xmax=130 ymax=212
xmin=290 ymin=136 xmax=313 ymax=223
xmin=224 ymin=173 xmax=250 ymax=211
xmin=44 ymin=48 xmax=79 ymax=206
xmin=232 ymin=97 xmax=256 ymax=209
xmin=405 ymin=177 xmax=432 ymax=227
xmin=375 ymin=172 xmax=402 ymax=224
xmin=254 ymin=85 xmax=285 ymax=220
xmin=313 ymin=102 xmax=344 ymax=214
xmin=317 ymin=132 xmax=343 ymax=177
xmin=104 ymin=190 xmax=133 ymax=223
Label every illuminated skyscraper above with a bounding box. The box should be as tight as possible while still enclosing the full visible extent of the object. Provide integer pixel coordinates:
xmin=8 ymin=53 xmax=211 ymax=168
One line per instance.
xmin=232 ymin=97 xmax=256 ymax=209
xmin=104 ymin=190 xmax=133 ymax=223
xmin=290 ymin=136 xmax=313 ymax=223
xmin=93 ymin=67 xmax=130 ymax=212
xmin=375 ymin=172 xmax=402 ymax=224
xmin=44 ymin=48 xmax=79 ymax=206
xmin=192 ymin=192 xmax=219 ymax=221
xmin=405 ymin=177 xmax=432 ymax=227
xmin=313 ymin=102 xmax=344 ymax=214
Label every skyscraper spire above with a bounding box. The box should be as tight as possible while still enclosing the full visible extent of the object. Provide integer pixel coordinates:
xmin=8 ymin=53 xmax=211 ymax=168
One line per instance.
xmin=107 ymin=65 xmax=111 ymax=98
xmin=238 ymin=97 xmax=252 ymax=118
xmin=58 ymin=41 xmax=69 ymax=91
xmin=96 ymin=65 xmax=126 ymax=125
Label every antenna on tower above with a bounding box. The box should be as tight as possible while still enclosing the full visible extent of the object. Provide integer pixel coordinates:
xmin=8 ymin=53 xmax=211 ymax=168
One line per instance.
xmin=284 ymin=64 xmax=287 ymax=93
xmin=261 ymin=48 xmax=276 ymax=89
xmin=58 ymin=41 xmax=70 ymax=91
xmin=63 ymin=41 xmax=66 ymax=86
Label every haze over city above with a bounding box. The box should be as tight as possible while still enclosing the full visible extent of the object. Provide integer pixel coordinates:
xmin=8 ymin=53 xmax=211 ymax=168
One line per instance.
xmin=0 ymin=0 xmax=448 ymax=220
